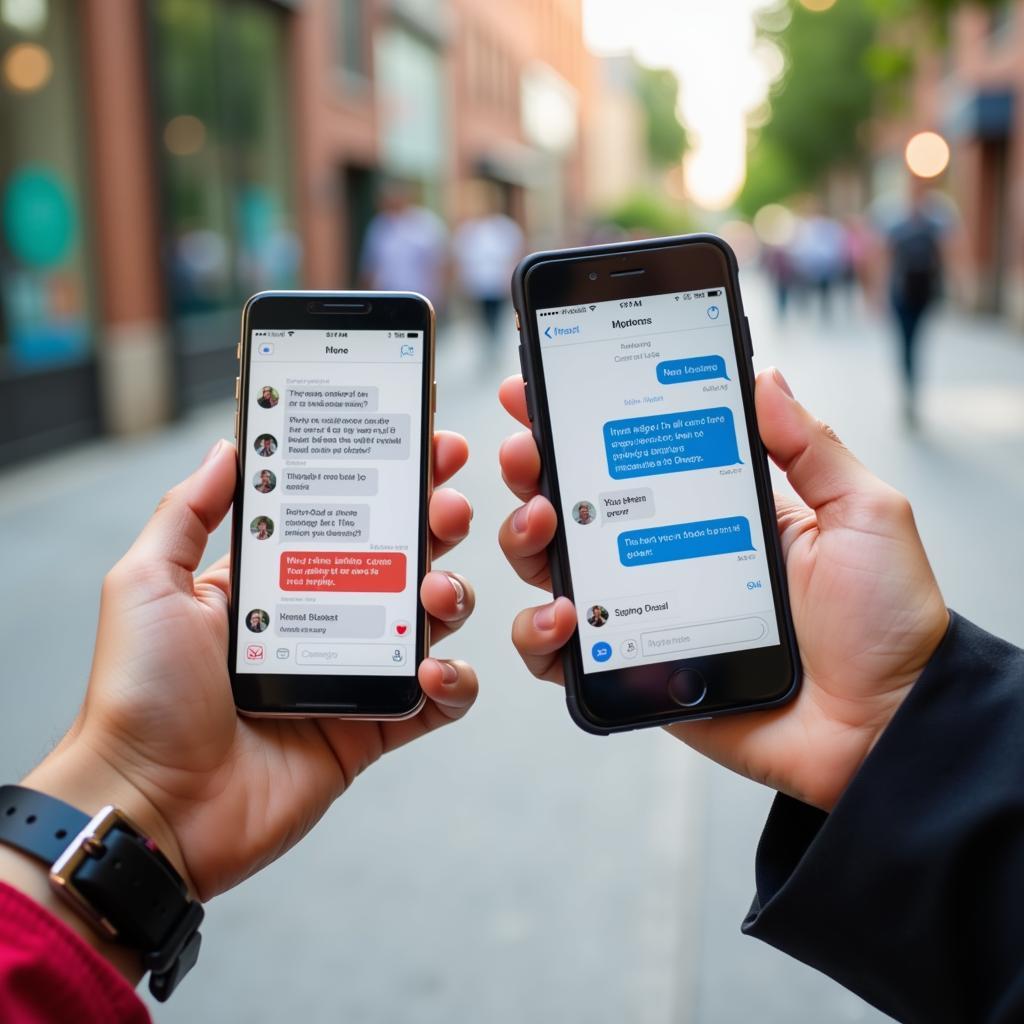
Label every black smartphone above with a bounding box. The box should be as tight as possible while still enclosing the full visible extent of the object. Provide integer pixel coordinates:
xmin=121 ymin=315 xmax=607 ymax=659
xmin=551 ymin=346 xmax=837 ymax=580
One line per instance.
xmin=512 ymin=235 xmax=799 ymax=734
xmin=229 ymin=291 xmax=434 ymax=718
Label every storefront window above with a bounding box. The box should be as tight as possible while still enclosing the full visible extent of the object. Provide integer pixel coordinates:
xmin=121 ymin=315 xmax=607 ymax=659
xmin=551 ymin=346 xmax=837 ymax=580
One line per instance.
xmin=0 ymin=0 xmax=91 ymax=374
xmin=153 ymin=0 xmax=299 ymax=343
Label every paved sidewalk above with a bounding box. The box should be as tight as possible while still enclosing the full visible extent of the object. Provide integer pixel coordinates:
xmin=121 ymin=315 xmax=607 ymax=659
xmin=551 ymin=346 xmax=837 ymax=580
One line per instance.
xmin=0 ymin=280 xmax=1020 ymax=1022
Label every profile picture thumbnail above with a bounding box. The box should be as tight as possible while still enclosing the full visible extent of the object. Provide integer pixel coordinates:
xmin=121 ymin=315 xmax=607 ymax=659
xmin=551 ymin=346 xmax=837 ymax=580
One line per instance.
xmin=254 ymin=434 xmax=277 ymax=457
xmin=257 ymin=385 xmax=280 ymax=409
xmin=246 ymin=609 xmax=270 ymax=633
xmin=587 ymin=604 xmax=609 ymax=628
xmin=250 ymin=515 xmax=274 ymax=540
xmin=572 ymin=500 xmax=597 ymax=526
xmin=253 ymin=469 xmax=276 ymax=494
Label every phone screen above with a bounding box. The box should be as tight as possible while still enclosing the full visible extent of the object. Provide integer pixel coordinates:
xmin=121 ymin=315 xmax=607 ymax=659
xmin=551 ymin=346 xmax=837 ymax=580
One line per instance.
xmin=535 ymin=288 xmax=781 ymax=674
xmin=234 ymin=328 xmax=424 ymax=679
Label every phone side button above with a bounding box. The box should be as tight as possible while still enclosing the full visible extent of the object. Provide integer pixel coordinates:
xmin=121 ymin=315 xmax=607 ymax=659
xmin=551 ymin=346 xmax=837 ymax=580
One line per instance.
xmin=523 ymin=381 xmax=534 ymax=422
xmin=743 ymin=316 xmax=754 ymax=358
xmin=514 ymin=309 xmax=521 ymax=332
xmin=518 ymin=344 xmax=527 ymax=379
xmin=234 ymin=376 xmax=240 ymax=401
xmin=233 ymin=410 xmax=239 ymax=439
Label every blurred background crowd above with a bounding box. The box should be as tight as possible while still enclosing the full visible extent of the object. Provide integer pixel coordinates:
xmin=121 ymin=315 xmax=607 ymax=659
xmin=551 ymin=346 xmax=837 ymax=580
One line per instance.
xmin=6 ymin=0 xmax=1023 ymax=462
xmin=2 ymin=1 xmax=1023 ymax=1022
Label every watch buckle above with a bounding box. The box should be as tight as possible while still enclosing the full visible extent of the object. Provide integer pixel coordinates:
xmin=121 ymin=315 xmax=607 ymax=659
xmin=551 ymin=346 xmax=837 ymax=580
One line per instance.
xmin=49 ymin=804 xmax=141 ymax=940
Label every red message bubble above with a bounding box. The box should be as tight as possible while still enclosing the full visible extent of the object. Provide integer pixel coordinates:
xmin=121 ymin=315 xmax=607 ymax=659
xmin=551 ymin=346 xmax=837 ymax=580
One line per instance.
xmin=279 ymin=551 xmax=407 ymax=593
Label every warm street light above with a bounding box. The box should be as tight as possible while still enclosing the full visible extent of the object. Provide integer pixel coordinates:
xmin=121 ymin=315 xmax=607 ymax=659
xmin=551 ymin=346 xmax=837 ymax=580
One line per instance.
xmin=2 ymin=42 xmax=52 ymax=93
xmin=905 ymin=131 xmax=950 ymax=178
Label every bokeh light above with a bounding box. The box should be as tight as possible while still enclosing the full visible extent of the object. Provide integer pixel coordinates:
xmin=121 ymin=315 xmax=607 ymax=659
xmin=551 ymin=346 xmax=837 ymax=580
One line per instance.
xmin=799 ymin=0 xmax=838 ymax=10
xmin=904 ymin=131 xmax=950 ymax=179
xmin=163 ymin=114 xmax=207 ymax=156
xmin=753 ymin=203 xmax=797 ymax=246
xmin=2 ymin=42 xmax=53 ymax=93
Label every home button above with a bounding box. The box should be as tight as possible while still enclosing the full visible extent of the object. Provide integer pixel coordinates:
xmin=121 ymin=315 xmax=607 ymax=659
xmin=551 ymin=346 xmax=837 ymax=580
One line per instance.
xmin=667 ymin=669 xmax=707 ymax=707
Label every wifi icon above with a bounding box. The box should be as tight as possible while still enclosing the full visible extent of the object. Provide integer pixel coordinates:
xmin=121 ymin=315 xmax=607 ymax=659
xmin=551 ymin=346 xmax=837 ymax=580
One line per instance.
xmin=674 ymin=295 xmax=680 ymax=301
xmin=288 ymin=330 xmax=294 ymax=336
xmin=589 ymin=305 xmax=596 ymax=312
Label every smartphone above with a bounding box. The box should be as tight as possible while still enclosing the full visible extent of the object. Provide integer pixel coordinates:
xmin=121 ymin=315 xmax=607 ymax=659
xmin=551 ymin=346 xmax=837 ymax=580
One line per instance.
xmin=512 ymin=235 xmax=799 ymax=734
xmin=229 ymin=291 xmax=434 ymax=718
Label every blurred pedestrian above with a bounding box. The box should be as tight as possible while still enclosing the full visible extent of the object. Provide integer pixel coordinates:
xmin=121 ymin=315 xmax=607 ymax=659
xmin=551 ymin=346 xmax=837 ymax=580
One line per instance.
xmin=789 ymin=207 xmax=848 ymax=319
xmin=885 ymin=180 xmax=950 ymax=427
xmin=762 ymin=243 xmax=796 ymax=318
xmin=453 ymin=181 xmax=524 ymax=349
xmin=359 ymin=180 xmax=449 ymax=314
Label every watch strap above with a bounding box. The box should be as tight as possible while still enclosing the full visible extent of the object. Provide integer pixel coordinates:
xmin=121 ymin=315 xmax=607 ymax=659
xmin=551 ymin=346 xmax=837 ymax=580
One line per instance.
xmin=0 ymin=784 xmax=89 ymax=864
xmin=0 ymin=784 xmax=203 ymax=1001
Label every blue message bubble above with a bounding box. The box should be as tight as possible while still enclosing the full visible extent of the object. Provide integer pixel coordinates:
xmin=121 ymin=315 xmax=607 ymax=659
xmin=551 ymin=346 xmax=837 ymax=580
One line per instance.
xmin=617 ymin=516 xmax=754 ymax=566
xmin=656 ymin=355 xmax=730 ymax=385
xmin=603 ymin=408 xmax=741 ymax=480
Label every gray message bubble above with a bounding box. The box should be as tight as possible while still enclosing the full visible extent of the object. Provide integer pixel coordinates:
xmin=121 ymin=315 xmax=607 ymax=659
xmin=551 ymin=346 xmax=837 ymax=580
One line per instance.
xmin=280 ymin=503 xmax=369 ymax=542
xmin=286 ymin=412 xmax=411 ymax=460
xmin=287 ymin=386 xmax=379 ymax=412
xmin=275 ymin=604 xmax=385 ymax=638
xmin=281 ymin=468 xmax=379 ymax=496
xmin=598 ymin=487 xmax=655 ymax=524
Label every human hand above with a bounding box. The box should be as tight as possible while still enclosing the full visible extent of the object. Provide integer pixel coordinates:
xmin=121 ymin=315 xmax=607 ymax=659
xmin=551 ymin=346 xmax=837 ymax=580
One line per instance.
xmin=497 ymin=369 xmax=948 ymax=812
xmin=23 ymin=433 xmax=477 ymax=904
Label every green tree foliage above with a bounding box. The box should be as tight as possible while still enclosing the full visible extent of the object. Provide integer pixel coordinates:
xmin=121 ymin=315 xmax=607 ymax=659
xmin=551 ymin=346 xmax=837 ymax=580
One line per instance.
xmin=634 ymin=65 xmax=688 ymax=167
xmin=739 ymin=0 xmax=878 ymax=215
xmin=605 ymin=191 xmax=694 ymax=236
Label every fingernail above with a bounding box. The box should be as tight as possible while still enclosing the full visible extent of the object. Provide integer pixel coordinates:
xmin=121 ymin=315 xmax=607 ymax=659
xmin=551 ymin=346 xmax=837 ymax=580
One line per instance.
xmin=533 ymin=603 xmax=557 ymax=631
xmin=438 ymin=661 xmax=459 ymax=686
xmin=200 ymin=439 xmax=224 ymax=467
xmin=512 ymin=499 xmax=531 ymax=534
xmin=773 ymin=367 xmax=794 ymax=399
xmin=445 ymin=573 xmax=466 ymax=608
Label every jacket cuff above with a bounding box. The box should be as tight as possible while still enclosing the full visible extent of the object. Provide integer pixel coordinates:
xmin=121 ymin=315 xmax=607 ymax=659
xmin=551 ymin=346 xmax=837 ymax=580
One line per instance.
xmin=742 ymin=611 xmax=1024 ymax=1021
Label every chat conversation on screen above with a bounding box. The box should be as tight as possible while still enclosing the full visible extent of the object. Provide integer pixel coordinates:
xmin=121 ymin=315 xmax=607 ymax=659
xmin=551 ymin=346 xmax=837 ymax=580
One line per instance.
xmin=603 ymin=407 xmax=741 ymax=480
xmin=656 ymin=355 xmax=730 ymax=384
xmin=280 ymin=503 xmax=369 ymax=542
xmin=287 ymin=386 xmax=379 ymax=411
xmin=286 ymin=409 xmax=411 ymax=460
xmin=617 ymin=516 xmax=754 ymax=566
xmin=274 ymin=603 xmax=385 ymax=638
xmin=279 ymin=551 xmax=406 ymax=592
xmin=598 ymin=487 xmax=655 ymax=524
xmin=281 ymin=468 xmax=378 ymax=495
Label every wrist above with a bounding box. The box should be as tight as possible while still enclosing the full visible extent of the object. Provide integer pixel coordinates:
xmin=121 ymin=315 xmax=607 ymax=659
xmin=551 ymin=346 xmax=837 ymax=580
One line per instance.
xmin=0 ymin=740 xmax=195 ymax=986
xmin=23 ymin=738 xmax=193 ymax=893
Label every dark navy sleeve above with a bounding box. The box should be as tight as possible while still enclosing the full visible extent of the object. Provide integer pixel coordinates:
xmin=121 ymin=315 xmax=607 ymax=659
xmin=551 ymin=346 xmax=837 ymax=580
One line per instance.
xmin=743 ymin=612 xmax=1024 ymax=1023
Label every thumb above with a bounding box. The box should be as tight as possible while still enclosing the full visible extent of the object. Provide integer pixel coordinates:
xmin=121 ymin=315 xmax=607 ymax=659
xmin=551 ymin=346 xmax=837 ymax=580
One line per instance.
xmin=120 ymin=439 xmax=237 ymax=583
xmin=755 ymin=368 xmax=885 ymax=512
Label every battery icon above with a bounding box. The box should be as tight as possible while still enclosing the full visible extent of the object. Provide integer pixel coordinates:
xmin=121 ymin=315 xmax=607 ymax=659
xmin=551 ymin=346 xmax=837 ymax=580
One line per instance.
xmin=707 ymin=288 xmax=723 ymax=297
xmin=405 ymin=332 xmax=418 ymax=338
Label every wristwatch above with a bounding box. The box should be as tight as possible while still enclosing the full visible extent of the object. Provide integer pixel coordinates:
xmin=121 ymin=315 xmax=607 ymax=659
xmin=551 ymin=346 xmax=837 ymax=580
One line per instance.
xmin=0 ymin=784 xmax=203 ymax=1001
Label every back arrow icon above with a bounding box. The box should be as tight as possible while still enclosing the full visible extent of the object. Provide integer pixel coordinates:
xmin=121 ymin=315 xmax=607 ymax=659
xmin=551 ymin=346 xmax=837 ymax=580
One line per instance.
xmin=544 ymin=326 xmax=552 ymax=339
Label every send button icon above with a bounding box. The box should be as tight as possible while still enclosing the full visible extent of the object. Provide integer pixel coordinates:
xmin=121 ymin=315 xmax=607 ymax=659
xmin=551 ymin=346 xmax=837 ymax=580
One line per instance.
xmin=591 ymin=641 xmax=612 ymax=663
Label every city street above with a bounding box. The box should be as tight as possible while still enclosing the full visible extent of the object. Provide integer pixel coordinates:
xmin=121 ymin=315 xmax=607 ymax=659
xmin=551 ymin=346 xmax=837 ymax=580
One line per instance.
xmin=2 ymin=274 xmax=1022 ymax=1023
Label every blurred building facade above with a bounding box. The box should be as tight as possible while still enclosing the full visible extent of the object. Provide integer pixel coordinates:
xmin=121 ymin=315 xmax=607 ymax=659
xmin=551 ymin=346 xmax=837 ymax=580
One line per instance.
xmin=0 ymin=0 xmax=593 ymax=465
xmin=872 ymin=1 xmax=1024 ymax=327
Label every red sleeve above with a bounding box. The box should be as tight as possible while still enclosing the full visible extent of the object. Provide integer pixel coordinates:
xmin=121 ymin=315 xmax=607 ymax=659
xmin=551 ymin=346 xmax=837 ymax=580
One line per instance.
xmin=0 ymin=881 xmax=150 ymax=1024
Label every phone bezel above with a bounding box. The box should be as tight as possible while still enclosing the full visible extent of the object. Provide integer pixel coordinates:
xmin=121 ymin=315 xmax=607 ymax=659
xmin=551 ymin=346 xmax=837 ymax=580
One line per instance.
xmin=513 ymin=235 xmax=800 ymax=733
xmin=229 ymin=290 xmax=434 ymax=718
